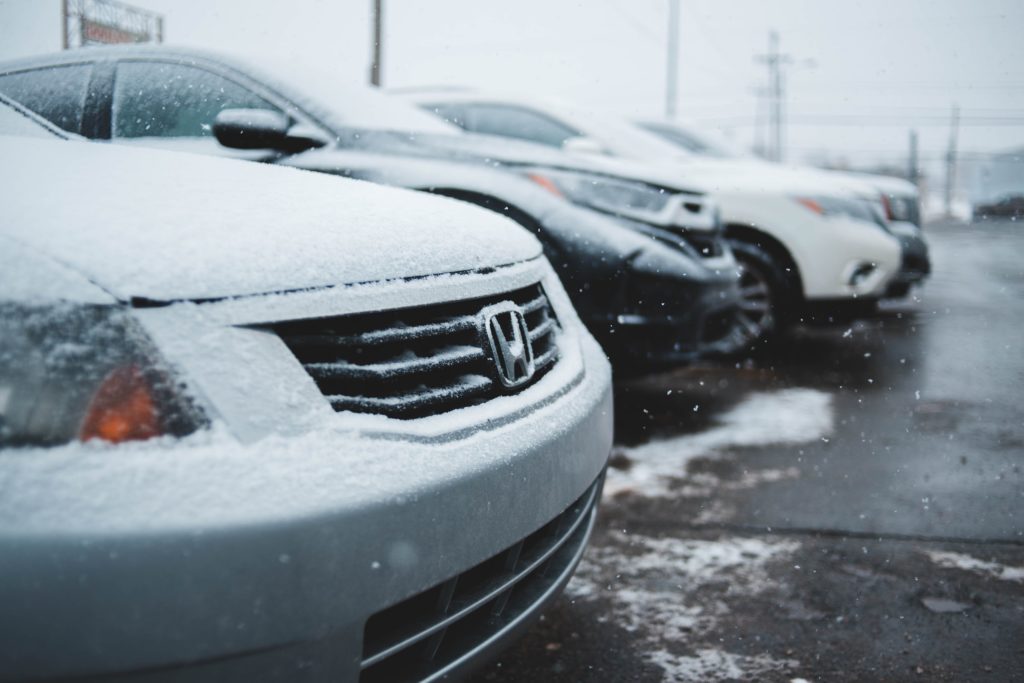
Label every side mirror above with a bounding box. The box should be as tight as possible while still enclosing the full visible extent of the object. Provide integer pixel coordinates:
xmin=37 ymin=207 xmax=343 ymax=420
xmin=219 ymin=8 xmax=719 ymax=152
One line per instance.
xmin=213 ymin=109 xmax=327 ymax=153
xmin=562 ymin=136 xmax=608 ymax=156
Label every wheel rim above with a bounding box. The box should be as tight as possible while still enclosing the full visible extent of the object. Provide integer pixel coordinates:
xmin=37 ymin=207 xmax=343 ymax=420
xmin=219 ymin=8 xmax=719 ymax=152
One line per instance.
xmin=734 ymin=260 xmax=774 ymax=342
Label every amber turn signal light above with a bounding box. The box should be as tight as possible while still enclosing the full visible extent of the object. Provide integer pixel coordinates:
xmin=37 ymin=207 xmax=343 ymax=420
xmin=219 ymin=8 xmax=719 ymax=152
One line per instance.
xmin=79 ymin=365 xmax=162 ymax=444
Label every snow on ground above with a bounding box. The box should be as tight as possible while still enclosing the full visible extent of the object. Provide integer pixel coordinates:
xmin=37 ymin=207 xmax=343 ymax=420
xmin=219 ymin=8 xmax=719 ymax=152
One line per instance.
xmin=647 ymin=648 xmax=800 ymax=682
xmin=605 ymin=388 xmax=833 ymax=497
xmin=566 ymin=389 xmax=829 ymax=679
xmin=923 ymin=550 xmax=1024 ymax=583
xmin=567 ymin=532 xmax=802 ymax=680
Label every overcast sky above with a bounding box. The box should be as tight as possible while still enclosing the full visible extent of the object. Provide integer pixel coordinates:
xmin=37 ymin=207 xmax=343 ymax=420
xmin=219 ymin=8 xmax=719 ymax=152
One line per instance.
xmin=2 ymin=0 xmax=1023 ymax=173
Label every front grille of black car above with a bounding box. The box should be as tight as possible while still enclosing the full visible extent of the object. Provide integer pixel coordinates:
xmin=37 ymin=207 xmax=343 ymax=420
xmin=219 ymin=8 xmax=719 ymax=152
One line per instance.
xmin=701 ymin=307 xmax=740 ymax=344
xmin=359 ymin=475 xmax=602 ymax=683
xmin=272 ymin=284 xmax=559 ymax=419
xmin=673 ymin=229 xmax=725 ymax=258
xmin=901 ymin=251 xmax=931 ymax=276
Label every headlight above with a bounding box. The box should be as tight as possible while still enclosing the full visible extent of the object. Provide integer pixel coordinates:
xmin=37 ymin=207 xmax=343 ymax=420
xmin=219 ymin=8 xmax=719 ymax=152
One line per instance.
xmin=793 ymin=195 xmax=888 ymax=229
xmin=524 ymin=168 xmax=713 ymax=229
xmin=882 ymin=194 xmax=922 ymax=226
xmin=0 ymin=304 xmax=206 ymax=449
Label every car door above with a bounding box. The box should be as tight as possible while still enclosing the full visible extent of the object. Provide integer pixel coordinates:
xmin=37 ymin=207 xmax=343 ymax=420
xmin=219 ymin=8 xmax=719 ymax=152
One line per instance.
xmin=108 ymin=59 xmax=290 ymax=160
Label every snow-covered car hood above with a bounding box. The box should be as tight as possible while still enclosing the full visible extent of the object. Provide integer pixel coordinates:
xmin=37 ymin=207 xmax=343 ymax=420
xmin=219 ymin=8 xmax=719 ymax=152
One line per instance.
xmin=0 ymin=136 xmax=541 ymax=302
xmin=829 ymin=170 xmax=918 ymax=198
xmin=650 ymin=157 xmax=878 ymax=197
xmin=338 ymin=128 xmax=709 ymax=195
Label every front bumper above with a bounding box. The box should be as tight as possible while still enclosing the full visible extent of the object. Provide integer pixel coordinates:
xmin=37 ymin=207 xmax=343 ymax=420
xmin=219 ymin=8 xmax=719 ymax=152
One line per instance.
xmin=0 ymin=265 xmax=614 ymax=682
xmin=718 ymin=194 xmax=903 ymax=301
xmin=884 ymin=222 xmax=931 ymax=298
xmin=592 ymin=267 xmax=741 ymax=369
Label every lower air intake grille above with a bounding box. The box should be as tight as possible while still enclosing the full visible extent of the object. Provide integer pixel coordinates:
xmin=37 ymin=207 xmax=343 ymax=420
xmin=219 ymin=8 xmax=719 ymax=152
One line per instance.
xmin=359 ymin=475 xmax=601 ymax=683
xmin=271 ymin=284 xmax=558 ymax=419
xmin=675 ymin=229 xmax=725 ymax=258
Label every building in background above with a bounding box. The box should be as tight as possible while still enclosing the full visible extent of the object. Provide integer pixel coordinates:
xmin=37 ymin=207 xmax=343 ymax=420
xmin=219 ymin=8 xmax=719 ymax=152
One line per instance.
xmin=969 ymin=147 xmax=1024 ymax=218
xmin=0 ymin=0 xmax=164 ymax=55
xmin=62 ymin=0 xmax=163 ymax=49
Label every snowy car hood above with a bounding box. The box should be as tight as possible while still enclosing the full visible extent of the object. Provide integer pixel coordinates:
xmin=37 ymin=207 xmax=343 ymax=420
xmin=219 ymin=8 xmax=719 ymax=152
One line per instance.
xmin=0 ymin=136 xmax=541 ymax=302
xmin=649 ymin=157 xmax=877 ymax=197
xmin=828 ymin=170 xmax=918 ymax=198
xmin=358 ymin=130 xmax=709 ymax=195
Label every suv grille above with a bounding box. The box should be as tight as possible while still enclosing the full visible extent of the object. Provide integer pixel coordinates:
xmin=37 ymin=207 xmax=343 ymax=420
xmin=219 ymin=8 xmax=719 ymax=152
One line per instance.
xmin=271 ymin=284 xmax=558 ymax=419
xmin=359 ymin=475 xmax=602 ymax=683
xmin=675 ymin=229 xmax=725 ymax=258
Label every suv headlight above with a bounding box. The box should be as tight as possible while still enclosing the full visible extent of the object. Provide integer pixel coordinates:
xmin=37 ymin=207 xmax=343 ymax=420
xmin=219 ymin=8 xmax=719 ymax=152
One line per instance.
xmin=524 ymin=168 xmax=712 ymax=229
xmin=0 ymin=304 xmax=206 ymax=449
xmin=794 ymin=195 xmax=888 ymax=230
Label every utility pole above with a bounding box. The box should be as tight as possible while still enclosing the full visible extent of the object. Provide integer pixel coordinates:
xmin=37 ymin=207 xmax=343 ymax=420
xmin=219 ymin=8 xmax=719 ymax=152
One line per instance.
xmin=665 ymin=0 xmax=680 ymax=119
xmin=61 ymin=0 xmax=68 ymax=50
xmin=754 ymin=31 xmax=808 ymax=163
xmin=755 ymin=31 xmax=789 ymax=162
xmin=770 ymin=32 xmax=782 ymax=162
xmin=369 ymin=0 xmax=383 ymax=87
xmin=908 ymin=129 xmax=919 ymax=185
xmin=944 ymin=104 xmax=960 ymax=216
xmin=752 ymin=85 xmax=768 ymax=158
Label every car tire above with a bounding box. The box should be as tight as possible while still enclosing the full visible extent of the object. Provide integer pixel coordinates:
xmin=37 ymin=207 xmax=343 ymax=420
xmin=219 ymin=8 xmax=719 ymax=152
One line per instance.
xmin=728 ymin=239 xmax=797 ymax=345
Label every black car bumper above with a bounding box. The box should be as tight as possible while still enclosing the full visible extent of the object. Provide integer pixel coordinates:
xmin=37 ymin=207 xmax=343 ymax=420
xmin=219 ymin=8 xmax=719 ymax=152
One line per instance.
xmin=590 ymin=272 xmax=741 ymax=370
xmin=885 ymin=225 xmax=931 ymax=298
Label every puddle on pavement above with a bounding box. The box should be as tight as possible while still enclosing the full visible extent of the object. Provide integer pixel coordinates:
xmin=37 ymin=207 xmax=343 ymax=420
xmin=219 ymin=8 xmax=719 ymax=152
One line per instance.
xmin=921 ymin=596 xmax=972 ymax=613
xmin=614 ymin=308 xmax=926 ymax=447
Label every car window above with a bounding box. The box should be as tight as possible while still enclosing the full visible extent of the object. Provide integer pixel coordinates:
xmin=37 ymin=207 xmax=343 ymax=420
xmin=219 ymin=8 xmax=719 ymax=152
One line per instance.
xmin=641 ymin=123 xmax=707 ymax=153
xmin=421 ymin=102 xmax=471 ymax=129
xmin=113 ymin=61 xmax=281 ymax=138
xmin=461 ymin=103 xmax=579 ymax=148
xmin=0 ymin=64 xmax=92 ymax=135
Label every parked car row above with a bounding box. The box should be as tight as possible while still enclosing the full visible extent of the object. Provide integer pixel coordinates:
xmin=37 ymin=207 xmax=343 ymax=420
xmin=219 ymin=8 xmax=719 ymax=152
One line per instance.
xmin=400 ymin=90 xmax=930 ymax=335
xmin=0 ymin=46 xmax=931 ymax=683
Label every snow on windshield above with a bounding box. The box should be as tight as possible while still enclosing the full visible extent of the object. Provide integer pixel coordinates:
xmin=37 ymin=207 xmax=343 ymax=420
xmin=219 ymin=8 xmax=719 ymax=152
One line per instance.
xmin=540 ymin=100 xmax=692 ymax=163
xmin=242 ymin=57 xmax=463 ymax=135
xmin=638 ymin=120 xmax=748 ymax=159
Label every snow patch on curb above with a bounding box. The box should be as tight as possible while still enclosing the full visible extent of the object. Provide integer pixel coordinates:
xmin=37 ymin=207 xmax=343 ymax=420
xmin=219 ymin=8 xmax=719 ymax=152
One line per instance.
xmin=606 ymin=388 xmax=833 ymax=497
xmin=924 ymin=550 xmax=1024 ymax=583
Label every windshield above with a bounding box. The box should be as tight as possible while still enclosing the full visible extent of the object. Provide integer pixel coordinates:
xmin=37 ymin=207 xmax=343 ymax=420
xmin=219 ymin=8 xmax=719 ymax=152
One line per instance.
xmin=637 ymin=121 xmax=747 ymax=159
xmin=244 ymin=58 xmax=463 ymax=136
xmin=543 ymin=103 xmax=694 ymax=163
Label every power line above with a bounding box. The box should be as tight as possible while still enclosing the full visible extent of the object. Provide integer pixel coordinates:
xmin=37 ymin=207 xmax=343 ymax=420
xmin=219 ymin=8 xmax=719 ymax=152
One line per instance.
xmin=690 ymin=114 xmax=1024 ymax=127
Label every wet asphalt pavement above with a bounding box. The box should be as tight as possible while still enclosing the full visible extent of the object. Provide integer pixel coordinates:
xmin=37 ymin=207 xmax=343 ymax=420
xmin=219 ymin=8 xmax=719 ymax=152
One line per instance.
xmin=472 ymin=219 xmax=1024 ymax=682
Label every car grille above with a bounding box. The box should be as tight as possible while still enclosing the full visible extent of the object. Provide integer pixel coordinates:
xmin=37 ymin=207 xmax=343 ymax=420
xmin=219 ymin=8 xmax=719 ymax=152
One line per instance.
xmin=901 ymin=251 xmax=931 ymax=276
xmin=359 ymin=475 xmax=602 ymax=683
xmin=675 ymin=229 xmax=725 ymax=258
xmin=271 ymin=284 xmax=559 ymax=419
